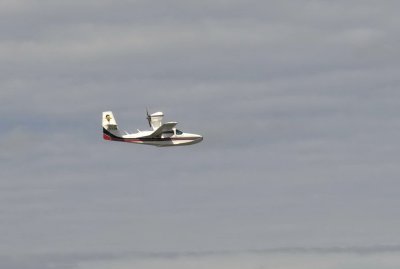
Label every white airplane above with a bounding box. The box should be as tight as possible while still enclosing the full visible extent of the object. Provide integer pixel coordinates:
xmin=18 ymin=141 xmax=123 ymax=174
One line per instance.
xmin=102 ymin=110 xmax=203 ymax=147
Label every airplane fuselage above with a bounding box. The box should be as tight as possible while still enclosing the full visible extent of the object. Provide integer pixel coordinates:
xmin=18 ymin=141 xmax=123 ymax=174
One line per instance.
xmin=103 ymin=128 xmax=203 ymax=147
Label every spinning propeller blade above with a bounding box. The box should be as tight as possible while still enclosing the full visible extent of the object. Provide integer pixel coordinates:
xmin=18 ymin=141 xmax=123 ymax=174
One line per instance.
xmin=146 ymin=108 xmax=152 ymax=128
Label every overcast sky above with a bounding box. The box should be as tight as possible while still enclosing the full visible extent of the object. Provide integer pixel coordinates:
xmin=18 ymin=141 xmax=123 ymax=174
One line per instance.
xmin=1 ymin=1 xmax=400 ymax=268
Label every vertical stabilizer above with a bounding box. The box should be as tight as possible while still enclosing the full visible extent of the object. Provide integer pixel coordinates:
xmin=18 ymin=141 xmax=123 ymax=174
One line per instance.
xmin=102 ymin=111 xmax=122 ymax=140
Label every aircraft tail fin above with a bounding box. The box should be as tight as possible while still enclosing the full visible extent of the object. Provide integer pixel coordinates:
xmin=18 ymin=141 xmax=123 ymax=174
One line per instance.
xmin=102 ymin=111 xmax=123 ymax=140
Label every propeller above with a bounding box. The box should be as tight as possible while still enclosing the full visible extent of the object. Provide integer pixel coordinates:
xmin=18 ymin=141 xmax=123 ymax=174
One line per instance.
xmin=146 ymin=108 xmax=152 ymax=128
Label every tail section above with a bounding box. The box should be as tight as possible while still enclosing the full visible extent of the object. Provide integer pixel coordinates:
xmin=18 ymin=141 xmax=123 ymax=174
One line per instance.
xmin=102 ymin=111 xmax=123 ymax=140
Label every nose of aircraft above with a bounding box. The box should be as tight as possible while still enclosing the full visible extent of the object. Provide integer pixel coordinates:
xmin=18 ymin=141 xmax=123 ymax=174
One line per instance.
xmin=195 ymin=134 xmax=203 ymax=143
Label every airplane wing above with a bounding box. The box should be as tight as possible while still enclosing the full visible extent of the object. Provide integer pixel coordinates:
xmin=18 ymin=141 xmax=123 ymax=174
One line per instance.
xmin=143 ymin=122 xmax=177 ymax=138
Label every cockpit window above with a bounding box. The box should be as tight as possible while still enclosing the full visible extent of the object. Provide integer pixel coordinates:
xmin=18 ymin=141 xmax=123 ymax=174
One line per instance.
xmin=176 ymin=129 xmax=183 ymax=135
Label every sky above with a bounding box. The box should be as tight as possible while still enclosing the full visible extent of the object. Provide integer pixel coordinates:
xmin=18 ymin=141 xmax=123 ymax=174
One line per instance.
xmin=1 ymin=0 xmax=400 ymax=268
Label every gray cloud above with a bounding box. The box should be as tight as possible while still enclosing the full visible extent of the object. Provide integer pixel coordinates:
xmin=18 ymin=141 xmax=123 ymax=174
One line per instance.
xmin=1 ymin=0 xmax=400 ymax=267
xmin=4 ymin=246 xmax=400 ymax=269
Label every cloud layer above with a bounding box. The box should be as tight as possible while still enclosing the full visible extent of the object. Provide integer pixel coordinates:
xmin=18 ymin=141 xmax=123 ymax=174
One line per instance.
xmin=4 ymin=247 xmax=400 ymax=269
xmin=1 ymin=0 xmax=400 ymax=268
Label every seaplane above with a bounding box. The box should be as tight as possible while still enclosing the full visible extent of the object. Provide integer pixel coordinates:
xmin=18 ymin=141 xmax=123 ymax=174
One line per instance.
xmin=102 ymin=110 xmax=203 ymax=147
